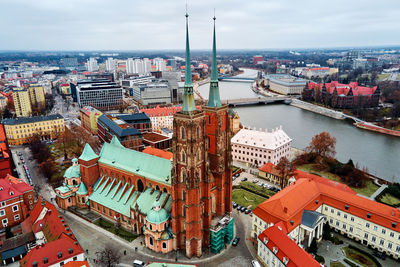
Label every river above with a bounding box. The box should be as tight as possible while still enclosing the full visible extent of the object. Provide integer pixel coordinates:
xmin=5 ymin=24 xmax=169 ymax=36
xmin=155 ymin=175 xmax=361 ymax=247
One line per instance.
xmin=198 ymin=69 xmax=400 ymax=182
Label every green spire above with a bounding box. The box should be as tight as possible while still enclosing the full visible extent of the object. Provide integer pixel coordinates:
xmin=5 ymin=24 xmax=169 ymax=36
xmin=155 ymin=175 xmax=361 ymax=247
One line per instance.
xmin=207 ymin=15 xmax=222 ymax=108
xmin=182 ymin=11 xmax=196 ymax=114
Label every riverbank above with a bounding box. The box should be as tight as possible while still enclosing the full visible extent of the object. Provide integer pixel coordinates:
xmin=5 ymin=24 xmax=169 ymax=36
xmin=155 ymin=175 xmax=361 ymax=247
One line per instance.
xmin=355 ymin=122 xmax=400 ymax=137
xmin=290 ymin=99 xmax=345 ymax=120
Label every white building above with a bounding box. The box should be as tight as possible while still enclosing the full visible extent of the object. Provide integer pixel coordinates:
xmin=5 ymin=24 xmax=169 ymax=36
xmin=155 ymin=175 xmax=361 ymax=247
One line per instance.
xmin=153 ymin=58 xmax=166 ymax=71
xmin=231 ymin=126 xmax=292 ymax=167
xmin=86 ymin=57 xmax=99 ymax=72
xmin=264 ymin=74 xmax=307 ymax=95
xmin=105 ymin=57 xmax=116 ymax=72
xmin=126 ymin=58 xmax=152 ymax=75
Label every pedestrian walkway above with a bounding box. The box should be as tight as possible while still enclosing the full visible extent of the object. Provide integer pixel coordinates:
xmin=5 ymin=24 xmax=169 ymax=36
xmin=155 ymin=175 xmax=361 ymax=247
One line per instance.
xmin=370 ymin=184 xmax=388 ymax=200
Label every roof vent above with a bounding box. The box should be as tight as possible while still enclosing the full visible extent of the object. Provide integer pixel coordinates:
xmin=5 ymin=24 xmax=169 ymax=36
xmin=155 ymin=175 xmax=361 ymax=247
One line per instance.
xmin=0 ymin=187 xmax=3 ymax=191
xmin=57 ymin=252 xmax=62 ymax=258
xmin=68 ymin=248 xmax=73 ymax=254
xmin=315 ymin=200 xmax=318 ymax=204
xmin=65 ymin=227 xmax=70 ymax=231
xmin=68 ymin=232 xmax=72 ymax=236
xmin=74 ymin=241 xmax=78 ymax=245
xmin=345 ymin=205 xmax=349 ymax=210
xmin=367 ymin=213 xmax=372 ymax=218
xmin=393 ymin=222 xmax=397 ymax=228
xmin=290 ymin=220 xmax=294 ymax=225
xmin=32 ymin=262 xmax=38 ymax=267
xmin=9 ymin=191 xmax=14 ymax=195
xmin=43 ymin=257 xmax=48 ymax=264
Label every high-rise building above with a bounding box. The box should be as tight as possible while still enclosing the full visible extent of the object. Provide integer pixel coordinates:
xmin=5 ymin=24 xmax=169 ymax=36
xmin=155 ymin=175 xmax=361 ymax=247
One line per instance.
xmin=105 ymin=57 xmax=116 ymax=72
xmin=12 ymin=88 xmax=32 ymax=117
xmin=76 ymin=81 xmax=123 ymax=110
xmin=153 ymin=58 xmax=166 ymax=71
xmin=86 ymin=57 xmax=99 ymax=72
xmin=28 ymin=84 xmax=45 ymax=110
xmin=171 ymin=13 xmax=233 ymax=258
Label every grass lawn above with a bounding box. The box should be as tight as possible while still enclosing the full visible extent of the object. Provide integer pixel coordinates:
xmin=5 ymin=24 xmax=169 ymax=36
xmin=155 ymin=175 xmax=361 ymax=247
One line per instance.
xmin=240 ymin=181 xmax=276 ymax=198
xmin=94 ymin=218 xmax=137 ymax=242
xmin=296 ymin=164 xmax=379 ymax=197
xmin=380 ymin=193 xmax=400 ymax=207
xmin=330 ymin=262 xmax=346 ymax=267
xmin=232 ymin=189 xmax=267 ymax=210
xmin=343 ymin=246 xmax=378 ymax=267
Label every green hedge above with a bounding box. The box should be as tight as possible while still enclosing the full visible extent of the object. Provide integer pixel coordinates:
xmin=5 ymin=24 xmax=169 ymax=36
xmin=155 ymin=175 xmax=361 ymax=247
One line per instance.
xmin=239 ymin=181 xmax=275 ymax=199
xmin=347 ymin=245 xmax=382 ymax=267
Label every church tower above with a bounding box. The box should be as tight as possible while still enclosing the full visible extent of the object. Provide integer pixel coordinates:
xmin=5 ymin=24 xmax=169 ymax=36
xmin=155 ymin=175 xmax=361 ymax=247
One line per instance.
xmin=171 ymin=11 xmax=209 ymax=258
xmin=203 ymin=15 xmax=233 ymax=217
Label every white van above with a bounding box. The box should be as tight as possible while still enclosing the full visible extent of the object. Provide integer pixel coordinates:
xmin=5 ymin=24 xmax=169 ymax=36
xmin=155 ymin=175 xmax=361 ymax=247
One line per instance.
xmin=133 ymin=259 xmax=146 ymax=267
xmin=251 ymin=260 xmax=262 ymax=267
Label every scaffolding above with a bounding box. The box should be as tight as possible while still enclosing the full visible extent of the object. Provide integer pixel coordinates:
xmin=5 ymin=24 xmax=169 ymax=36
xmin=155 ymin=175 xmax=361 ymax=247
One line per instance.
xmin=210 ymin=216 xmax=234 ymax=254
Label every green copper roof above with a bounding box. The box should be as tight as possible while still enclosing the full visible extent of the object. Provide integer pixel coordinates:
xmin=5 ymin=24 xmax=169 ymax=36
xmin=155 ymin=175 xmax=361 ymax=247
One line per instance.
xmin=207 ymin=16 xmax=222 ymax=108
xmin=182 ymin=12 xmax=196 ymax=114
xmin=64 ymin=164 xmax=81 ymax=179
xmin=55 ymin=185 xmax=72 ymax=194
xmin=79 ymin=143 xmax=98 ymax=161
xmin=146 ymin=206 xmax=169 ymax=224
xmin=134 ymin=187 xmax=171 ymax=215
xmin=98 ymin=142 xmax=172 ymax=185
xmin=89 ymin=177 xmax=138 ymax=217
xmin=76 ymin=182 xmax=88 ymax=195
xmin=110 ymin=135 xmax=124 ymax=148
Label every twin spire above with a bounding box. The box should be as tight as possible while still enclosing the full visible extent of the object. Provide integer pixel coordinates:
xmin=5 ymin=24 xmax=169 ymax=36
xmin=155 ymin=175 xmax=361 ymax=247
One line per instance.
xmin=182 ymin=11 xmax=221 ymax=114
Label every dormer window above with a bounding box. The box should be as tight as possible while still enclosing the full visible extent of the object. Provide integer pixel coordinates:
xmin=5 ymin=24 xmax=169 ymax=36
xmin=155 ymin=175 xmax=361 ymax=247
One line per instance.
xmin=345 ymin=205 xmax=349 ymax=210
xmin=273 ymin=247 xmax=278 ymax=254
xmin=283 ymin=257 xmax=289 ymax=265
xmin=393 ymin=222 xmax=397 ymax=228
xmin=367 ymin=213 xmax=372 ymax=218
xmin=9 ymin=191 xmax=14 ymax=196
xmin=263 ymin=237 xmax=268 ymax=244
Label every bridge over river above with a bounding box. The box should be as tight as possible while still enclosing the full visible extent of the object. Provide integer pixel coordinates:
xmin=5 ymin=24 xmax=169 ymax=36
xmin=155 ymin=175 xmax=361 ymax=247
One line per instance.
xmin=222 ymin=97 xmax=291 ymax=107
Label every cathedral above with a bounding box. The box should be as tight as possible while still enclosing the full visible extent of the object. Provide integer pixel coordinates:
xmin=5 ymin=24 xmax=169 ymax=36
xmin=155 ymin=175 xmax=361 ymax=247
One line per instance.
xmin=55 ymin=13 xmax=233 ymax=258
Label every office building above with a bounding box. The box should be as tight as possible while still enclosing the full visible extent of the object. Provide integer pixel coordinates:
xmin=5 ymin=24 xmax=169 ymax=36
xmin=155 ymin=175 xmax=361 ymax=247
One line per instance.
xmin=153 ymin=58 xmax=167 ymax=71
xmin=231 ymin=126 xmax=292 ymax=167
xmin=133 ymin=81 xmax=172 ymax=106
xmin=76 ymin=81 xmax=123 ymax=110
xmin=2 ymin=114 xmax=65 ymax=145
xmin=264 ymin=74 xmax=307 ymax=95
xmin=86 ymin=57 xmax=98 ymax=72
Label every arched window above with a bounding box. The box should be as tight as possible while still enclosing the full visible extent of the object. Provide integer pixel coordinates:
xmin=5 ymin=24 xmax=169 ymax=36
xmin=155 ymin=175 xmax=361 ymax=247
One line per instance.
xmin=150 ymin=224 xmax=152 ymax=231
xmin=196 ymin=149 xmax=200 ymax=162
xmin=137 ymin=179 xmax=144 ymax=192
xmin=181 ymin=150 xmax=186 ymax=163
xmin=180 ymin=126 xmax=185 ymax=139
xmin=156 ymin=185 xmax=160 ymax=191
xmin=72 ymin=179 xmax=77 ymax=185
xmin=180 ymin=169 xmax=186 ymax=183
xmin=196 ymin=126 xmax=200 ymax=139
xmin=162 ymin=242 xmax=167 ymax=249
xmin=211 ymin=193 xmax=216 ymax=214
xmin=149 ymin=236 xmax=153 ymax=246
xmin=163 ymin=188 xmax=167 ymax=193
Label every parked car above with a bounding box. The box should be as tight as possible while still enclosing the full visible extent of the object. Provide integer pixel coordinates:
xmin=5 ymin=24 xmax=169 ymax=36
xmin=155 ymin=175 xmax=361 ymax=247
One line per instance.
xmin=19 ymin=156 xmax=23 ymax=160
xmin=234 ymin=173 xmax=240 ymax=178
xmin=232 ymin=202 xmax=238 ymax=208
xmin=263 ymin=184 xmax=269 ymax=189
xmin=28 ymin=157 xmax=33 ymax=161
xmin=252 ymin=179 xmax=259 ymax=184
xmin=237 ymin=205 xmax=242 ymax=211
xmin=240 ymin=206 xmax=246 ymax=212
xmin=232 ymin=236 xmax=240 ymax=246
xmin=373 ymin=251 xmax=386 ymax=260
xmin=251 ymin=260 xmax=262 ymax=267
xmin=259 ymin=182 xmax=264 ymax=187
xmin=232 ymin=176 xmax=236 ymax=181
xmin=241 ymin=178 xmax=248 ymax=182
xmin=133 ymin=259 xmax=146 ymax=267
xmin=245 ymin=209 xmax=251 ymax=214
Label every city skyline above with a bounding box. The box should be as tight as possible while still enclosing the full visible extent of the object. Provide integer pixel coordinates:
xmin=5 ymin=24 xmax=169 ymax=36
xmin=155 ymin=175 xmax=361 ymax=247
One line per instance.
xmin=1 ymin=0 xmax=400 ymax=51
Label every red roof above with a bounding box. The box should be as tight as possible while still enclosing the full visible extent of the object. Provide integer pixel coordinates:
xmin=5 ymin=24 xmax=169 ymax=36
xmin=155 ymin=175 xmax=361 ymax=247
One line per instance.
xmin=140 ymin=105 xmax=201 ymax=117
xmin=143 ymin=147 xmax=173 ymax=160
xmin=254 ymin=176 xmax=400 ymax=234
xmin=258 ymin=224 xmax=320 ymax=267
xmin=20 ymin=234 xmax=84 ymax=267
xmin=64 ymin=261 xmax=89 ymax=267
xmin=0 ymin=176 xmax=33 ymax=202
xmin=307 ymin=81 xmax=378 ymax=96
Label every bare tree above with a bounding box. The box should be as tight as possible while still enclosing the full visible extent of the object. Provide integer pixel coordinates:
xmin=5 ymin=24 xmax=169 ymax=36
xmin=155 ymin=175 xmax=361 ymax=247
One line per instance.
xmin=96 ymin=244 xmax=121 ymax=267
xmin=276 ymin=157 xmax=293 ymax=188
xmin=306 ymin=132 xmax=336 ymax=161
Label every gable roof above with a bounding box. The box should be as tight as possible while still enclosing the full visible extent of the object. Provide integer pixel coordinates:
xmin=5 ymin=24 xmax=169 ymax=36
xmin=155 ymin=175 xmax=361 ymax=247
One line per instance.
xmin=143 ymin=147 xmax=173 ymax=160
xmin=307 ymin=81 xmax=378 ymax=97
xmin=78 ymin=143 xmax=98 ymax=161
xmin=98 ymin=142 xmax=172 ymax=185
xmin=258 ymin=224 xmax=320 ymax=267
xmin=0 ymin=177 xmax=32 ymax=202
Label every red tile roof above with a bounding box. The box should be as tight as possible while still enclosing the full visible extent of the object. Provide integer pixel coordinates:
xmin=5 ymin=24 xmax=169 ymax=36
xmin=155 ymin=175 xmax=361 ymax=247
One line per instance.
xmin=258 ymin=224 xmax=320 ymax=267
xmin=0 ymin=177 xmax=32 ymax=202
xmin=140 ymin=105 xmax=201 ymax=117
xmin=64 ymin=261 xmax=89 ymax=267
xmin=254 ymin=176 xmax=400 ymax=234
xmin=4 ymin=174 xmax=33 ymax=194
xmin=307 ymin=81 xmax=378 ymax=96
xmin=143 ymin=147 xmax=173 ymax=160
xmin=20 ymin=234 xmax=84 ymax=267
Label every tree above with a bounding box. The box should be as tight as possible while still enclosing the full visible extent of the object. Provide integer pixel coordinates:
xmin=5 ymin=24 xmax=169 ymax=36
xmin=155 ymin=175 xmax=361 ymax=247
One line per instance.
xmin=5 ymin=227 xmax=14 ymax=239
xmin=322 ymin=223 xmax=331 ymax=241
xmin=306 ymin=132 xmax=336 ymax=161
xmin=96 ymin=244 xmax=121 ymax=267
xmin=276 ymin=157 xmax=293 ymax=188
xmin=38 ymin=158 xmax=56 ymax=180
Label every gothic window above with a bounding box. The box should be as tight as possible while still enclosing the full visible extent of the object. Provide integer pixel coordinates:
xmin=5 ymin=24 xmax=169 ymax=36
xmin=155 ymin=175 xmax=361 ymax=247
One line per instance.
xmin=181 ymin=150 xmax=186 ymax=163
xmin=180 ymin=126 xmax=186 ymax=139
xmin=196 ymin=126 xmax=200 ymax=139
xmin=182 ymin=190 xmax=186 ymax=201
xmin=149 ymin=237 xmax=153 ymax=246
xmin=162 ymin=242 xmax=167 ymax=249
xmin=180 ymin=169 xmax=187 ymax=183
xmin=163 ymin=188 xmax=167 ymax=193
xmin=137 ymin=179 xmax=144 ymax=192
xmin=156 ymin=185 xmax=160 ymax=191
xmin=196 ymin=149 xmax=200 ymax=162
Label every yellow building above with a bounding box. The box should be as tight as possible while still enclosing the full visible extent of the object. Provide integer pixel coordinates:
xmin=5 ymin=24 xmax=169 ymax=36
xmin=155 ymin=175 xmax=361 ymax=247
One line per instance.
xmin=2 ymin=114 xmax=65 ymax=145
xmin=12 ymin=88 xmax=32 ymax=117
xmin=229 ymin=110 xmax=241 ymax=135
xmin=28 ymin=84 xmax=45 ymax=109
xmin=80 ymin=106 xmax=102 ymax=134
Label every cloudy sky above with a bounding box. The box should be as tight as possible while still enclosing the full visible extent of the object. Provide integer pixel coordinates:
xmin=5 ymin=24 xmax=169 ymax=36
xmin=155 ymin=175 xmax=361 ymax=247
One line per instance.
xmin=1 ymin=0 xmax=400 ymax=51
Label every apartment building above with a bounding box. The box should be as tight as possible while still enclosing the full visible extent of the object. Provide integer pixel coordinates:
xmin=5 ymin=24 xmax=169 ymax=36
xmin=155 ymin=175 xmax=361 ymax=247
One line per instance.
xmin=2 ymin=114 xmax=65 ymax=145
xmin=80 ymin=106 xmax=102 ymax=134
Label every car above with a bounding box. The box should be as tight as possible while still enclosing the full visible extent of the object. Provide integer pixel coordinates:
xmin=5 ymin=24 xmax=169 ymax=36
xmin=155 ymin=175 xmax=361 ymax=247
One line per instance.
xmin=232 ymin=236 xmax=240 ymax=246
xmin=232 ymin=202 xmax=238 ymax=208
xmin=263 ymin=184 xmax=269 ymax=189
xmin=133 ymin=259 xmax=146 ymax=267
xmin=28 ymin=157 xmax=33 ymax=161
xmin=373 ymin=251 xmax=386 ymax=260
xmin=259 ymin=182 xmax=264 ymax=187
xmin=252 ymin=179 xmax=259 ymax=184
xmin=241 ymin=178 xmax=248 ymax=182
xmin=245 ymin=209 xmax=251 ymax=214
xmin=232 ymin=176 xmax=236 ymax=181
xmin=240 ymin=206 xmax=246 ymax=212
xmin=234 ymin=173 xmax=240 ymax=178
xmin=251 ymin=260 xmax=262 ymax=267
xmin=237 ymin=205 xmax=242 ymax=211
xmin=21 ymin=160 xmax=25 ymax=164
xmin=19 ymin=156 xmax=23 ymax=160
